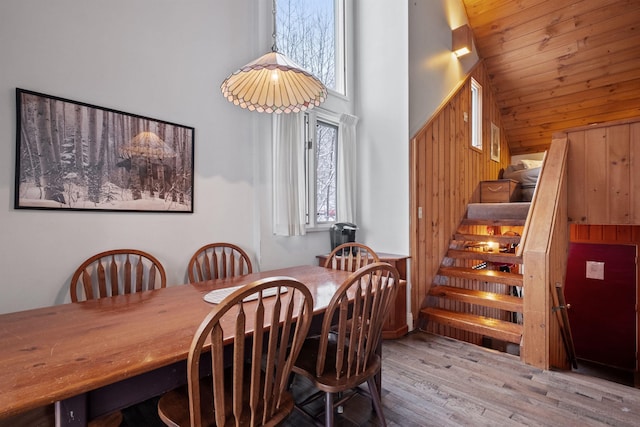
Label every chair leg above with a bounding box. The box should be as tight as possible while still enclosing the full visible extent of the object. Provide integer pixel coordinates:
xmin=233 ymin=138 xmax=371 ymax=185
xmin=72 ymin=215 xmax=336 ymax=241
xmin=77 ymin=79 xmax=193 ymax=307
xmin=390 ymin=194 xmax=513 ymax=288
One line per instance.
xmin=325 ymin=392 xmax=334 ymax=427
xmin=286 ymin=372 xmax=295 ymax=390
xmin=366 ymin=377 xmax=387 ymax=427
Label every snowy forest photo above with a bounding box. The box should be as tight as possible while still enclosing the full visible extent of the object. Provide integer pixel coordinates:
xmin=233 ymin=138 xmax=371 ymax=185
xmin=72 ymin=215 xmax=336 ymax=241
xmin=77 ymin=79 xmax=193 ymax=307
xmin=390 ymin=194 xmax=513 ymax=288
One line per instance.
xmin=15 ymin=89 xmax=194 ymax=212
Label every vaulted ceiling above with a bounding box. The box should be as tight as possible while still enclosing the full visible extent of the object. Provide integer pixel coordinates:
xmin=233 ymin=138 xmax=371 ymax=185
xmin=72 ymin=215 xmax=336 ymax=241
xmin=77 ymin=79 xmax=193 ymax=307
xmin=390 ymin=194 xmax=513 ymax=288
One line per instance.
xmin=461 ymin=0 xmax=640 ymax=156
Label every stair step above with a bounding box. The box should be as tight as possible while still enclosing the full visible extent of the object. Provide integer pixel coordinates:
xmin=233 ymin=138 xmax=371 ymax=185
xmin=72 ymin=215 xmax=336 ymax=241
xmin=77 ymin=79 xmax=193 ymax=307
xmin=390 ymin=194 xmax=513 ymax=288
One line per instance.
xmin=466 ymin=202 xmax=531 ymax=220
xmin=453 ymin=233 xmax=521 ymax=245
xmin=446 ymin=249 xmax=522 ymax=264
xmin=421 ymin=307 xmax=523 ymax=344
xmin=429 ymin=285 xmax=523 ymax=312
xmin=460 ymin=218 xmax=526 ymax=227
xmin=438 ymin=266 xmax=523 ymax=287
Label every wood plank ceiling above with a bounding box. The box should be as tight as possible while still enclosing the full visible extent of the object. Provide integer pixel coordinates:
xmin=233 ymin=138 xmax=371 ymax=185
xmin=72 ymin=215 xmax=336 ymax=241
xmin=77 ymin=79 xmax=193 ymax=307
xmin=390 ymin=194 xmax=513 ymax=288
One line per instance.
xmin=461 ymin=0 xmax=640 ymax=155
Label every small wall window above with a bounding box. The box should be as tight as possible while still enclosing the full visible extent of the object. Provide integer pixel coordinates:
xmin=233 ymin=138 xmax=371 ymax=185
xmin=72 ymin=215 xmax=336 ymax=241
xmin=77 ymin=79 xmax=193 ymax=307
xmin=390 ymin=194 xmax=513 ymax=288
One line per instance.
xmin=471 ymin=78 xmax=483 ymax=150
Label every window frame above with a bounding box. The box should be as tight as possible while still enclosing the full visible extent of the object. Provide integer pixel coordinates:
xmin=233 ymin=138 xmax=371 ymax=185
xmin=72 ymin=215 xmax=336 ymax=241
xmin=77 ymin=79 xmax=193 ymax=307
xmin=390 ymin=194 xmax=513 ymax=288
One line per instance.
xmin=333 ymin=0 xmax=346 ymax=96
xmin=304 ymin=108 xmax=341 ymax=231
xmin=470 ymin=78 xmax=483 ymax=151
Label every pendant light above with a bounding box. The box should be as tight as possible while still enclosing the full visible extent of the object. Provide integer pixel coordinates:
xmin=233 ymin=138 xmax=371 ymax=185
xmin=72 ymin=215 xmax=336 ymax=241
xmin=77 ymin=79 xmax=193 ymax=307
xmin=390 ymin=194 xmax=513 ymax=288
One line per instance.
xmin=220 ymin=0 xmax=328 ymax=114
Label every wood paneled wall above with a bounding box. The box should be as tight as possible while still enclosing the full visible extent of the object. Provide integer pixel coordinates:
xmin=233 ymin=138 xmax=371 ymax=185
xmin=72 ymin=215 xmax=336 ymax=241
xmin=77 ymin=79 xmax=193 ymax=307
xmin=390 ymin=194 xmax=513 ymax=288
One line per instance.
xmin=409 ymin=61 xmax=511 ymax=324
xmin=571 ymin=224 xmax=640 ymax=243
xmin=567 ymin=118 xmax=640 ymax=225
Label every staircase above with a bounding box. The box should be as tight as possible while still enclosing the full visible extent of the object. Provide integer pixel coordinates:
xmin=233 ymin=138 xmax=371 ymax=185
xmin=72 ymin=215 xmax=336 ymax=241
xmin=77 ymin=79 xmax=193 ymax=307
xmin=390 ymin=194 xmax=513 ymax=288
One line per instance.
xmin=420 ymin=202 xmax=530 ymax=352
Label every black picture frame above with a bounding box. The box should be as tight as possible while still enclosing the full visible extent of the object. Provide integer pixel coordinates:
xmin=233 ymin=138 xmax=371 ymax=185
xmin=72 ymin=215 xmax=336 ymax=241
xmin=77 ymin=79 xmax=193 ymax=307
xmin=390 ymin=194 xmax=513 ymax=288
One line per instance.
xmin=15 ymin=89 xmax=194 ymax=213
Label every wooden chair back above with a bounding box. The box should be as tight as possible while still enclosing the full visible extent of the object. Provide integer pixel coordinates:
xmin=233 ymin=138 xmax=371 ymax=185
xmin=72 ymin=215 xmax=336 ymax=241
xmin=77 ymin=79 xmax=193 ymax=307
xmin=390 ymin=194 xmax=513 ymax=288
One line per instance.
xmin=324 ymin=242 xmax=380 ymax=272
xmin=161 ymin=277 xmax=313 ymax=427
xmin=70 ymin=249 xmax=166 ymax=302
xmin=188 ymin=242 xmax=253 ymax=283
xmin=315 ymin=262 xmax=399 ymax=379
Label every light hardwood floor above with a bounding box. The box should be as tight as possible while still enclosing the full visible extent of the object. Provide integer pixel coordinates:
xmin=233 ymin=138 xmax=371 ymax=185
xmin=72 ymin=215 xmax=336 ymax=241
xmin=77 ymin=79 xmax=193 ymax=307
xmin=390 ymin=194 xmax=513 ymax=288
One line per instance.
xmin=284 ymin=331 xmax=640 ymax=427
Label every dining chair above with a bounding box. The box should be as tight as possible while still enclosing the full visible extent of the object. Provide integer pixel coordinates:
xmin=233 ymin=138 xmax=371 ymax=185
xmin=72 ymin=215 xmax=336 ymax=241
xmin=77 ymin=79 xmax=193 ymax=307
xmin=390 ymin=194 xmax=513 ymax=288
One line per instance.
xmin=70 ymin=248 xmax=166 ymax=426
xmin=157 ymin=276 xmax=314 ymax=427
xmin=187 ymin=242 xmax=253 ymax=283
xmin=70 ymin=249 xmax=167 ymax=302
xmin=324 ymin=242 xmax=380 ymax=272
xmin=291 ymin=262 xmax=400 ymax=427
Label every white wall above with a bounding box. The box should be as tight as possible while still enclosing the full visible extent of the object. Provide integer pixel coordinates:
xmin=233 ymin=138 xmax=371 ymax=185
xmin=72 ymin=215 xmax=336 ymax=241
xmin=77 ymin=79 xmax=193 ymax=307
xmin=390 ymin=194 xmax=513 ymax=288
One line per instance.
xmin=0 ymin=0 xmax=266 ymax=313
xmin=409 ymin=0 xmax=478 ymax=138
xmin=512 ymin=152 xmax=546 ymax=164
xmin=355 ymin=1 xmax=409 ymax=256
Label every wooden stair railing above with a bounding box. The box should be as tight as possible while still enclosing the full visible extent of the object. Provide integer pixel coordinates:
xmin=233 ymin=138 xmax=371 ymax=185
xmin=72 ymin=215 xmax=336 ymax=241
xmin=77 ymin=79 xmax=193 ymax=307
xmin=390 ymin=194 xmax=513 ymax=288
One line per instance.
xmin=521 ymin=136 xmax=575 ymax=370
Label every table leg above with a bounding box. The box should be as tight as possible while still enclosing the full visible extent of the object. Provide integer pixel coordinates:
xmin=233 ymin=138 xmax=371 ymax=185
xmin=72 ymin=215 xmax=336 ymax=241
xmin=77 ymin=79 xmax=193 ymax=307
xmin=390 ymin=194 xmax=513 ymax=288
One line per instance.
xmin=55 ymin=394 xmax=87 ymax=427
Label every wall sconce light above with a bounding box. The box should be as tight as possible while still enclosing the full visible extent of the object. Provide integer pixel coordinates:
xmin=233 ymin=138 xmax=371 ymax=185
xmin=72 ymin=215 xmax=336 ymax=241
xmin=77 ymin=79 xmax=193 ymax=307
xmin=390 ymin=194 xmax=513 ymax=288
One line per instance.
xmin=452 ymin=24 xmax=472 ymax=57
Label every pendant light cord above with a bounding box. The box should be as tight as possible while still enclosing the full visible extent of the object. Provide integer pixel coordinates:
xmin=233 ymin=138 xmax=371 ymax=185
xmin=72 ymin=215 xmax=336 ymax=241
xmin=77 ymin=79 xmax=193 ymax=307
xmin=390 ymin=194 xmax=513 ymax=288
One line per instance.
xmin=271 ymin=0 xmax=278 ymax=52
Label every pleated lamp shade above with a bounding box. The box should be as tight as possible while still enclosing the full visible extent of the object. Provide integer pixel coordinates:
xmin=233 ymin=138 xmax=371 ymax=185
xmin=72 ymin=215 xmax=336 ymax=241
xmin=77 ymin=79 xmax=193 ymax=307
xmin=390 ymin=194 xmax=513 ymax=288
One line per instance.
xmin=220 ymin=51 xmax=328 ymax=114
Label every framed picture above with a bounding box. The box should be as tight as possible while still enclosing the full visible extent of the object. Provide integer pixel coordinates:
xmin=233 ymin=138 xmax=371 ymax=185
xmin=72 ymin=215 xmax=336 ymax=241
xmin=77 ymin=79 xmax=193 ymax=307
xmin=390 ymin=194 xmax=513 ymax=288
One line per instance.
xmin=15 ymin=89 xmax=194 ymax=213
xmin=490 ymin=122 xmax=500 ymax=162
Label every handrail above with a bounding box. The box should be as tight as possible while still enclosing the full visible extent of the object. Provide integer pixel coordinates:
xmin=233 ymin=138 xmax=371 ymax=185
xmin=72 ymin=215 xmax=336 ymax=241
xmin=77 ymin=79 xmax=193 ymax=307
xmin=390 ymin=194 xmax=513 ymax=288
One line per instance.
xmin=515 ymin=150 xmax=547 ymax=258
xmin=521 ymin=136 xmax=576 ymax=370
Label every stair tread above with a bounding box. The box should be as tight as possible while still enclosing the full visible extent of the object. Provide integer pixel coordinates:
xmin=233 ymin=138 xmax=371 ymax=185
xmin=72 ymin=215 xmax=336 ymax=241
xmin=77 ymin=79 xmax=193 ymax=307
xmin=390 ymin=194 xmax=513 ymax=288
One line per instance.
xmin=422 ymin=307 xmax=522 ymax=344
xmin=461 ymin=218 xmax=526 ymax=226
xmin=447 ymin=249 xmax=522 ymax=264
xmin=438 ymin=266 xmax=523 ymax=286
xmin=453 ymin=233 xmax=521 ymax=244
xmin=429 ymin=285 xmax=523 ymax=312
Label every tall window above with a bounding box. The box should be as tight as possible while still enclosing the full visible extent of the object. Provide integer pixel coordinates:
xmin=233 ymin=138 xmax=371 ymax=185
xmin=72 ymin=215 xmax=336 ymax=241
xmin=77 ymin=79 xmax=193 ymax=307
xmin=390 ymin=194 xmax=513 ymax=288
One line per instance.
xmin=273 ymin=0 xmax=353 ymax=234
xmin=305 ymin=112 xmax=338 ymax=225
xmin=276 ymin=0 xmax=345 ymax=95
xmin=471 ymin=78 xmax=483 ymax=150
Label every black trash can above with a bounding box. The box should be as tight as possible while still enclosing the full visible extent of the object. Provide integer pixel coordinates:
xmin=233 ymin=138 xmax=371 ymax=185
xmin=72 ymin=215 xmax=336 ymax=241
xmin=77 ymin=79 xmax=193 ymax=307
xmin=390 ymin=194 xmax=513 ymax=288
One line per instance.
xmin=330 ymin=222 xmax=357 ymax=252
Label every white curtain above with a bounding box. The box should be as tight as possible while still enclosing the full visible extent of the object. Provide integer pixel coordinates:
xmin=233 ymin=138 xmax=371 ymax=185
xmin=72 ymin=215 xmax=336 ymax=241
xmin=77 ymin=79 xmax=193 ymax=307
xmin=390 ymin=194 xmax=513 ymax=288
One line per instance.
xmin=336 ymin=113 xmax=359 ymax=223
xmin=272 ymin=113 xmax=307 ymax=236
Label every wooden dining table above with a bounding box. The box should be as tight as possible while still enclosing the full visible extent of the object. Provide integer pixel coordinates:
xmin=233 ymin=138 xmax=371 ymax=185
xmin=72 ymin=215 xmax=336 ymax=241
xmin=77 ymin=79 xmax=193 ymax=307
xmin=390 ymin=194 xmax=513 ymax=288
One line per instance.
xmin=0 ymin=265 xmax=354 ymax=426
